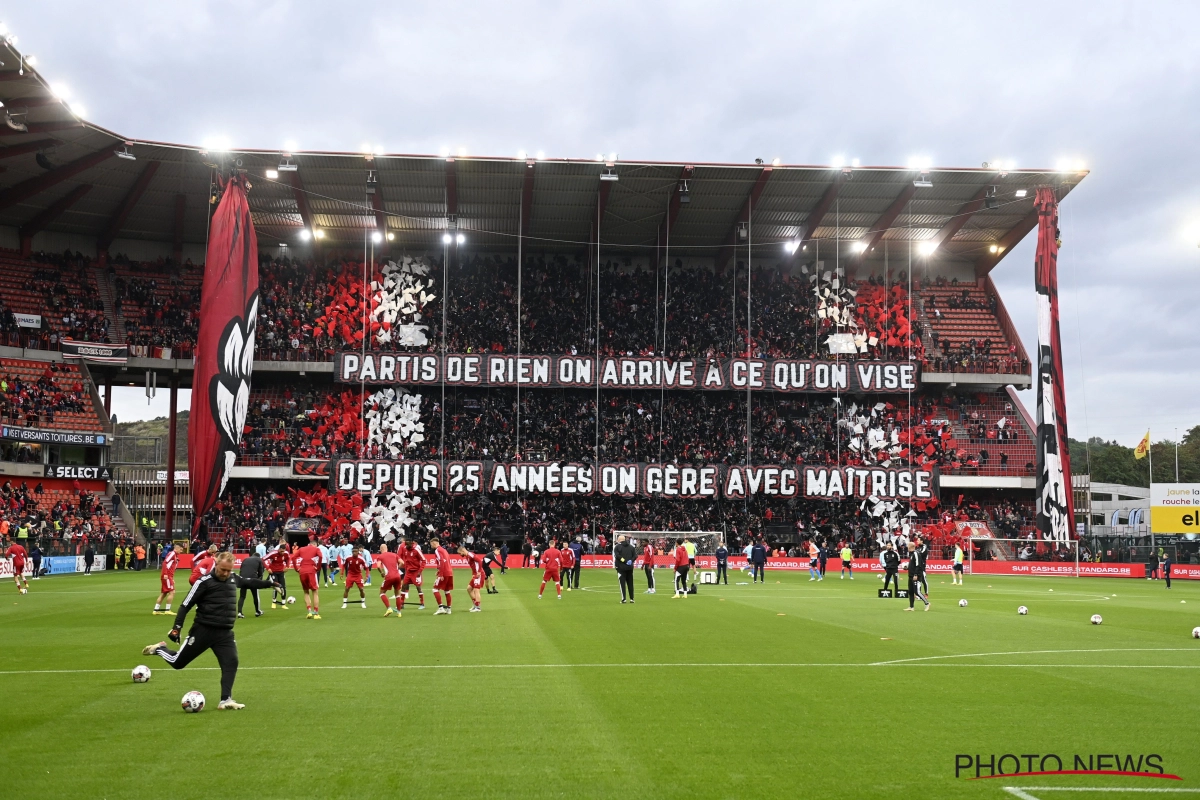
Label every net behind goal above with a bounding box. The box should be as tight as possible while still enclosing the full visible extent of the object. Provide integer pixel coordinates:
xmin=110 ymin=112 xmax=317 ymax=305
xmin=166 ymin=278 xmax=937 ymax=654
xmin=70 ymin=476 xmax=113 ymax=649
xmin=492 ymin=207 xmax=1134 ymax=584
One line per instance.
xmin=613 ymin=531 xmax=723 ymax=556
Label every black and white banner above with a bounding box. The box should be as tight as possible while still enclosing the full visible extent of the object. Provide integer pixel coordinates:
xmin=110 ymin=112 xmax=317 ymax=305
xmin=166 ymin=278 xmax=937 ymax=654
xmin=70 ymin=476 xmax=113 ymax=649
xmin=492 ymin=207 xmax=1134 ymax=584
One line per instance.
xmin=60 ymin=339 xmax=128 ymax=364
xmin=14 ymin=313 xmax=41 ymax=329
xmin=1 ymin=426 xmax=107 ymax=445
xmin=44 ymin=465 xmax=112 ymax=480
xmin=332 ymin=459 xmax=937 ymax=502
xmin=336 ymin=352 xmax=919 ymax=394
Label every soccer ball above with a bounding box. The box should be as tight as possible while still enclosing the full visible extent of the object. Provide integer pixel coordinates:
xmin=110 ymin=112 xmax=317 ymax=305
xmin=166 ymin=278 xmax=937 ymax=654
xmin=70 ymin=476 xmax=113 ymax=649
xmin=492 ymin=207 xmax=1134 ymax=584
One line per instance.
xmin=958 ymin=599 xmax=968 ymax=608
xmin=1017 ymin=606 xmax=1028 ymax=615
xmin=286 ymin=596 xmax=296 ymax=604
xmin=1191 ymin=627 xmax=1200 ymax=639
xmin=1090 ymin=614 xmax=1103 ymax=625
xmin=181 ymin=691 xmax=205 ymax=713
xmin=131 ymin=665 xmax=151 ymax=683
xmin=19 ymin=587 xmax=27 ymax=595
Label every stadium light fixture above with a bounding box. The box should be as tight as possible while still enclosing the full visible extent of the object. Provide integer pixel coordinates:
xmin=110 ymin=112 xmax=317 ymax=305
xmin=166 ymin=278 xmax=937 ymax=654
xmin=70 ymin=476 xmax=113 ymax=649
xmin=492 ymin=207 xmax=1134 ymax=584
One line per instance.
xmin=265 ymin=169 xmax=279 ymax=179
xmin=907 ymin=155 xmax=933 ymax=171
xmin=386 ymin=232 xmax=395 ymax=241
xmin=536 ymin=150 xmax=545 ymax=160
xmin=438 ymin=146 xmax=451 ymax=158
xmin=595 ymin=153 xmax=604 ymax=162
xmin=517 ymin=150 xmax=527 ymax=160
xmin=989 ymin=244 xmax=1001 ymax=254
xmin=115 ymin=144 xmax=136 ymax=161
xmin=831 ymin=155 xmax=845 ymax=169
xmin=608 ymin=152 xmax=618 ymax=163
xmin=50 ymin=83 xmax=70 ymax=100
xmin=918 ymin=240 xmax=937 ymax=257
xmin=851 ymin=158 xmax=860 ymax=168
xmin=22 ymin=53 xmax=32 ymax=65
xmin=600 ymin=167 xmax=618 ymax=182
xmin=298 ymin=229 xmax=312 ymax=242
xmin=772 ymin=157 xmax=781 ymax=166
xmin=313 ymin=229 xmax=325 ymax=240
xmin=678 ymin=179 xmax=690 ymax=204
xmin=282 ymin=139 xmax=298 ymax=154
xmin=374 ymin=145 xmax=385 ymax=156
xmin=913 ymin=172 xmax=932 ymax=188
xmin=371 ymin=231 xmax=383 ymax=244
xmin=457 ymin=147 xmax=468 ymax=157
xmin=68 ymin=103 xmax=86 ymax=119
xmin=1015 ymin=188 xmax=1028 ymax=198
xmin=852 ymin=241 xmax=868 ymax=254
xmin=784 ymin=240 xmax=800 ymax=255
xmin=442 ymin=233 xmax=453 ymax=245
xmin=984 ymin=185 xmax=999 ymax=209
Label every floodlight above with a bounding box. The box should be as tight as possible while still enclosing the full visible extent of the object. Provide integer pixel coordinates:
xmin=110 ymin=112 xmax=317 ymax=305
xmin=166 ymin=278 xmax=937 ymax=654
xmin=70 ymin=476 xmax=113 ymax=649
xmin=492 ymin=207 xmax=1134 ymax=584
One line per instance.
xmin=831 ymin=155 xmax=845 ymax=169
xmin=68 ymin=103 xmax=85 ymax=118
xmin=517 ymin=150 xmax=527 ymax=160
xmin=784 ymin=240 xmax=800 ymax=255
xmin=50 ymin=83 xmax=70 ymax=100
xmin=442 ymin=233 xmax=453 ymax=245
xmin=913 ymin=172 xmax=932 ymax=188
xmin=115 ymin=144 xmax=136 ymax=161
xmin=918 ymin=240 xmax=937 ymax=256
xmin=456 ymin=233 xmax=465 ymax=245
xmin=265 ymin=169 xmax=279 ymax=179
xmin=678 ymin=179 xmax=690 ymax=204
xmin=989 ymin=244 xmax=1000 ymax=254
xmin=852 ymin=241 xmax=868 ymax=254
xmin=907 ymin=155 xmax=933 ymax=170
xmin=771 ymin=157 xmax=781 ymax=166
xmin=282 ymin=139 xmax=298 ymax=154
xmin=851 ymin=158 xmax=860 ymax=168
xmin=371 ymin=231 xmax=383 ymax=243
xmin=386 ymin=232 xmax=395 ymax=241
xmin=439 ymin=146 xmax=451 ymax=158
xmin=299 ymin=229 xmax=312 ymax=242
xmin=600 ymin=167 xmax=618 ymax=182
xmin=536 ymin=150 xmax=545 ymax=160
xmin=607 ymin=152 xmax=618 ymax=162
xmin=1015 ymin=189 xmax=1028 ymax=198
xmin=313 ymin=229 xmax=325 ymax=240
xmin=984 ymin=185 xmax=999 ymax=210
xmin=457 ymin=147 xmax=468 ymax=157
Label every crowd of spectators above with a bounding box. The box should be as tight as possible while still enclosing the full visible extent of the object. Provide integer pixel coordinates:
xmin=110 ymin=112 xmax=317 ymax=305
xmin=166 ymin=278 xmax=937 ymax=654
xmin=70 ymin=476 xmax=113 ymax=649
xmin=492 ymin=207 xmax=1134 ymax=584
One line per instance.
xmin=0 ymin=362 xmax=88 ymax=427
xmin=0 ymin=479 xmax=119 ymax=554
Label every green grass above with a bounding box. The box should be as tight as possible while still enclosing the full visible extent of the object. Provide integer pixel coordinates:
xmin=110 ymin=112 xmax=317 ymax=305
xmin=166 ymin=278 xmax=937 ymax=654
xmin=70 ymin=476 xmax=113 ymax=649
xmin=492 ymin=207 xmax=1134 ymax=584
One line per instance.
xmin=2 ymin=567 xmax=1199 ymax=799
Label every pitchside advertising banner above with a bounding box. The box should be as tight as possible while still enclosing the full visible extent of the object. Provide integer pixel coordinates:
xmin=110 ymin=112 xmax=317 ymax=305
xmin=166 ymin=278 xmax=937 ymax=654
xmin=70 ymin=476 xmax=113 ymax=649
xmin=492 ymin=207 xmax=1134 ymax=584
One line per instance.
xmin=330 ymin=459 xmax=939 ymax=501
xmin=1 ymin=426 xmax=107 ymax=446
xmin=0 ymin=555 xmax=106 ymax=576
xmin=1149 ymin=483 xmax=1200 ymax=534
xmin=336 ymin=351 xmax=920 ymax=394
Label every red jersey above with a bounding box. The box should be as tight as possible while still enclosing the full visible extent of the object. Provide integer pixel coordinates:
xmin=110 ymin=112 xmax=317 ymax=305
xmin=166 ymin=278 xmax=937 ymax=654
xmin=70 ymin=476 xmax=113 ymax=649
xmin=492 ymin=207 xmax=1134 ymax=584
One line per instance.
xmin=541 ymin=547 xmax=562 ymax=571
xmin=294 ymin=544 xmax=323 ymax=575
xmin=264 ymin=548 xmax=290 ymax=573
xmin=673 ymin=545 xmax=689 ymax=568
xmin=402 ymin=544 xmax=424 ymax=573
xmin=5 ymin=543 xmax=27 ymax=561
xmin=560 ymin=546 xmax=575 ymax=569
xmin=344 ymin=554 xmax=367 ymax=580
xmin=161 ymin=549 xmax=178 ymax=575
xmin=466 ymin=553 xmax=484 ymax=581
xmin=643 ymin=544 xmax=655 ymax=564
xmin=375 ymin=551 xmax=401 ymax=580
xmin=190 ymin=555 xmax=215 ymax=584
xmin=434 ymin=546 xmax=453 ymax=578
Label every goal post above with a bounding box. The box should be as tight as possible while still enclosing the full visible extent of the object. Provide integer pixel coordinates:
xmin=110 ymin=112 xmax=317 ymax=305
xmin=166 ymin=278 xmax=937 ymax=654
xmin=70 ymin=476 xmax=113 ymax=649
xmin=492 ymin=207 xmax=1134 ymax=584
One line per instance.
xmin=967 ymin=536 xmax=1081 ymax=577
xmin=612 ymin=531 xmax=724 ymax=556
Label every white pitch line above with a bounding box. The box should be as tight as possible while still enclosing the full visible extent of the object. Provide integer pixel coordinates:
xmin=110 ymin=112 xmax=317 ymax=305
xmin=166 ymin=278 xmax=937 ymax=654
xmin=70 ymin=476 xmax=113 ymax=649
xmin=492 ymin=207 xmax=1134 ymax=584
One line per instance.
xmin=1009 ymin=788 xmax=1200 ymax=793
xmin=871 ymin=648 xmax=1197 ymax=666
xmin=1004 ymin=789 xmax=1043 ymax=800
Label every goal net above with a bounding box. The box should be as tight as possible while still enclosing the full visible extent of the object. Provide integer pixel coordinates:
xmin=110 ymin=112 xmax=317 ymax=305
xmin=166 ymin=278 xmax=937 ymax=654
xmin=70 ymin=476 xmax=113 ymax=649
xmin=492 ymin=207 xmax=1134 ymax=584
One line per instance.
xmin=613 ymin=531 xmax=723 ymax=556
xmin=966 ymin=537 xmax=1081 ymax=575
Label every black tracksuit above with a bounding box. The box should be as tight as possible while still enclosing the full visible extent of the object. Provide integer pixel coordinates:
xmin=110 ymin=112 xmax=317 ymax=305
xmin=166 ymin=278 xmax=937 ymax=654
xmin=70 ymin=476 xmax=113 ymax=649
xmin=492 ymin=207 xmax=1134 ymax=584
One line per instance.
xmin=882 ymin=549 xmax=900 ymax=594
xmin=613 ymin=542 xmax=637 ymax=602
xmin=238 ymin=555 xmax=265 ymax=614
xmin=715 ymin=546 xmax=729 ymax=584
xmin=908 ymin=550 xmax=929 ymax=608
xmin=152 ymin=571 xmax=276 ymax=701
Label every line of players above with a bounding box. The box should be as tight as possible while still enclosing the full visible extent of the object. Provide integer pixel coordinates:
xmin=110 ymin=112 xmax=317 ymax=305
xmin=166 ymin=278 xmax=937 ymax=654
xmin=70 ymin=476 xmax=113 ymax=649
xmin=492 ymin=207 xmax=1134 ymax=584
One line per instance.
xmin=152 ymin=535 xmax=506 ymax=619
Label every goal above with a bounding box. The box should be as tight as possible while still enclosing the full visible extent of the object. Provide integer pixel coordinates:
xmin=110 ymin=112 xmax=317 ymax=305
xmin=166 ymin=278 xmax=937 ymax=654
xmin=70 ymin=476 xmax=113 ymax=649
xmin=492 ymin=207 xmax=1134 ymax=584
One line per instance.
xmin=613 ymin=531 xmax=723 ymax=555
xmin=967 ymin=536 xmax=1081 ymax=576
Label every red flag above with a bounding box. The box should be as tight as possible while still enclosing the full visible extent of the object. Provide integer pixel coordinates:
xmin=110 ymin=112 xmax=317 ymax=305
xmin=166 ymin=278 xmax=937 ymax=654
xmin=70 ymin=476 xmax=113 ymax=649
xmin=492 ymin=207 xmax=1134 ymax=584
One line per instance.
xmin=189 ymin=175 xmax=259 ymax=531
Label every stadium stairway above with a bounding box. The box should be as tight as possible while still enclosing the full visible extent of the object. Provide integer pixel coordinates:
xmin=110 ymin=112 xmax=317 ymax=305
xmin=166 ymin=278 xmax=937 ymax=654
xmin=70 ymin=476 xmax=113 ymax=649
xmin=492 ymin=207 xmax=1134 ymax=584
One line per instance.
xmin=90 ymin=266 xmax=126 ymax=343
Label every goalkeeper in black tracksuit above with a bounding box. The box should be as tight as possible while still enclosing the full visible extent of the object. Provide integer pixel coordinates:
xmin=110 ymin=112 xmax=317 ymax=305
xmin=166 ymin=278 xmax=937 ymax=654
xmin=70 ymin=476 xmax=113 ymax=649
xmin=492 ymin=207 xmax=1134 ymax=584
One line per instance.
xmin=141 ymin=552 xmax=279 ymax=709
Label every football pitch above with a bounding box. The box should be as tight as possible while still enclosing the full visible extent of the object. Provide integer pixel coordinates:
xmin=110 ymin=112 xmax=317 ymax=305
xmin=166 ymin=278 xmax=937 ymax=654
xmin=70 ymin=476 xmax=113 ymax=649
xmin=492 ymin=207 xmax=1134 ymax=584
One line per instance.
xmin=2 ymin=567 xmax=1198 ymax=799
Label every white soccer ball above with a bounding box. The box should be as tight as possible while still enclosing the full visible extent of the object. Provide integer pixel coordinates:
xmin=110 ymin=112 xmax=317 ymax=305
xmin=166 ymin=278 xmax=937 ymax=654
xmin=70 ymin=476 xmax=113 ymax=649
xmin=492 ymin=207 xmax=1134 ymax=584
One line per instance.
xmin=131 ymin=665 xmax=151 ymax=683
xmin=958 ymin=599 xmax=968 ymax=608
xmin=1191 ymin=627 xmax=1200 ymax=639
xmin=1017 ymin=606 xmax=1028 ymax=615
xmin=286 ymin=596 xmax=296 ymax=604
xmin=19 ymin=587 xmax=27 ymax=595
xmin=1090 ymin=614 xmax=1103 ymax=625
xmin=181 ymin=691 xmax=205 ymax=713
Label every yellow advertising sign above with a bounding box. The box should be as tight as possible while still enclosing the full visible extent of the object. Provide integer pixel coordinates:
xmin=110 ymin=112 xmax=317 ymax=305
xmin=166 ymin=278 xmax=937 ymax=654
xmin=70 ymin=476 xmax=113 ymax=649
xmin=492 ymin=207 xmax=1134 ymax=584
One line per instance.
xmin=1150 ymin=483 xmax=1200 ymax=534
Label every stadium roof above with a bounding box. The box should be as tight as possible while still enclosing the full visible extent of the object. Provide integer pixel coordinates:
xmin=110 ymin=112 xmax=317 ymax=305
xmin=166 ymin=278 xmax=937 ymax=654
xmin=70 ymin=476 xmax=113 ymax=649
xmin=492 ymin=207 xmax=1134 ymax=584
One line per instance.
xmin=0 ymin=48 xmax=1087 ymax=274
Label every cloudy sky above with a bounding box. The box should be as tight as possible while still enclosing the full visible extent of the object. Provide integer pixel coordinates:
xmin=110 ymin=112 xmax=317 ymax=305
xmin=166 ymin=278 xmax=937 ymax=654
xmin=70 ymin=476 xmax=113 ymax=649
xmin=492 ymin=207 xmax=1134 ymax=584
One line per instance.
xmin=11 ymin=1 xmax=1199 ymax=444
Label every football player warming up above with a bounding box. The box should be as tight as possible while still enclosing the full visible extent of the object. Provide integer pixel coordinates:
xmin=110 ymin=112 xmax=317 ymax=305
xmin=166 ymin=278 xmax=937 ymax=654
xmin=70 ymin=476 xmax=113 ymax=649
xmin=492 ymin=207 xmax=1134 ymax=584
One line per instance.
xmin=265 ymin=541 xmax=291 ymax=609
xmin=375 ymin=543 xmax=404 ymax=617
xmin=6 ymin=539 xmax=29 ymax=593
xmin=153 ymin=542 xmax=184 ymax=614
xmin=538 ymin=538 xmax=563 ymax=600
xmin=294 ymin=537 xmax=324 ymax=619
xmin=341 ymin=546 xmax=369 ymax=609
xmin=399 ymin=536 xmax=426 ymax=611
xmin=458 ymin=544 xmax=484 ymax=612
xmin=190 ymin=544 xmax=218 ymax=586
xmin=431 ymin=537 xmax=454 ymax=615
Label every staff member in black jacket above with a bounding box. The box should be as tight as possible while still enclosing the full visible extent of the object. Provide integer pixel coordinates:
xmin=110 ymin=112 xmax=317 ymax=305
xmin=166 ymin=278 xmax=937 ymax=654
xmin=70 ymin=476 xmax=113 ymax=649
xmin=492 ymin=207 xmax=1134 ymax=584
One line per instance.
xmin=141 ymin=552 xmax=279 ymax=709
xmin=882 ymin=543 xmax=901 ymax=596
xmin=714 ymin=542 xmax=729 ymax=585
xmin=613 ymin=534 xmax=637 ymax=604
xmin=237 ymin=552 xmax=266 ymax=618
xmin=905 ymin=541 xmax=930 ymax=611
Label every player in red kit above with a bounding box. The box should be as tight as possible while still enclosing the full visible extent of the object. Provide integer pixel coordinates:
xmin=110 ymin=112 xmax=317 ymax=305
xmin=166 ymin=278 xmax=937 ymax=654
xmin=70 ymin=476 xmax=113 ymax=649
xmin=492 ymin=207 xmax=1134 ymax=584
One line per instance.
xmin=430 ymin=537 xmax=454 ymax=615
xmin=190 ymin=545 xmax=217 ymax=586
xmin=560 ymin=542 xmax=576 ymax=591
xmin=294 ymin=538 xmax=324 ymax=619
xmin=154 ymin=542 xmax=184 ymax=614
xmin=340 ymin=546 xmax=368 ymax=609
xmin=672 ymin=539 xmax=690 ymax=598
xmin=264 ymin=543 xmax=291 ymax=609
xmin=6 ymin=540 xmax=29 ymax=593
xmin=399 ymin=536 xmax=426 ymax=611
xmin=458 ymin=544 xmax=484 ymax=612
xmin=643 ymin=541 xmax=657 ymax=594
xmin=538 ymin=538 xmax=563 ymax=600
xmin=375 ymin=543 xmax=404 ymax=617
